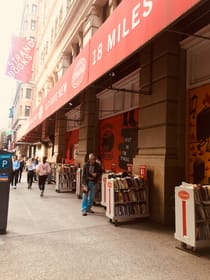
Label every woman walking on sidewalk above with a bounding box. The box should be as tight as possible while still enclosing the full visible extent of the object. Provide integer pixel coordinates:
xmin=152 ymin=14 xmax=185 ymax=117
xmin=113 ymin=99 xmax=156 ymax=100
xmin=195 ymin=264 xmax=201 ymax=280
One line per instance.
xmin=26 ymin=158 xmax=36 ymax=189
xmin=11 ymin=155 xmax=20 ymax=189
xmin=36 ymin=156 xmax=51 ymax=196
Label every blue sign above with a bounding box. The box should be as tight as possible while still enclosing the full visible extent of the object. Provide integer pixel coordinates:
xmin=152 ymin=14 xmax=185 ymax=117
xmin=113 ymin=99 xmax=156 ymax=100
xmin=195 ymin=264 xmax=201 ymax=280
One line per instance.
xmin=0 ymin=155 xmax=11 ymax=169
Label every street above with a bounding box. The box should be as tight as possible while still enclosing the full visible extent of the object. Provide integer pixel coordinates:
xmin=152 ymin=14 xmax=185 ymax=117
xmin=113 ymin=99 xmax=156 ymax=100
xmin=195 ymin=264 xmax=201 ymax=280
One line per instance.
xmin=0 ymin=172 xmax=210 ymax=280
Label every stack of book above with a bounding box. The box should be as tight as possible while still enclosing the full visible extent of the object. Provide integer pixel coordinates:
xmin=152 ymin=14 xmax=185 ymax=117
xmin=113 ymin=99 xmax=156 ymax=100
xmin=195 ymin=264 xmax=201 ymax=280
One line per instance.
xmin=112 ymin=176 xmax=148 ymax=217
xmin=194 ymin=185 xmax=210 ymax=240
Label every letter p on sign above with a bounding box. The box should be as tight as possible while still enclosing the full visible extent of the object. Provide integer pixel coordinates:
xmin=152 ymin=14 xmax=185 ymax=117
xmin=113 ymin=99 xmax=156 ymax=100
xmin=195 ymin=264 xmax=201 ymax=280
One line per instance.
xmin=0 ymin=159 xmax=8 ymax=169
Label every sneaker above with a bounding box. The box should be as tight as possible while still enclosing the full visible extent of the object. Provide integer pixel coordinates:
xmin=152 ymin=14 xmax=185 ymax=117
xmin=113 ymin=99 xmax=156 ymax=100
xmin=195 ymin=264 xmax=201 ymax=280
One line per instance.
xmin=40 ymin=191 xmax=44 ymax=197
xmin=87 ymin=208 xmax=94 ymax=213
xmin=82 ymin=212 xmax=87 ymax=216
xmin=13 ymin=186 xmax=17 ymax=189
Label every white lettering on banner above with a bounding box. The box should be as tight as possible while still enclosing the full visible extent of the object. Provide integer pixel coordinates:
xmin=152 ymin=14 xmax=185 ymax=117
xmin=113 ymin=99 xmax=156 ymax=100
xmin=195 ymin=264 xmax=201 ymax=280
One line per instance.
xmin=132 ymin=3 xmax=141 ymax=29
xmin=44 ymin=82 xmax=67 ymax=112
xmin=143 ymin=0 xmax=153 ymax=17
xmin=27 ymin=82 xmax=68 ymax=129
xmin=7 ymin=39 xmax=35 ymax=78
xmin=92 ymin=43 xmax=103 ymax=65
xmin=92 ymin=0 xmax=153 ymax=65
xmin=58 ymin=82 xmax=67 ymax=98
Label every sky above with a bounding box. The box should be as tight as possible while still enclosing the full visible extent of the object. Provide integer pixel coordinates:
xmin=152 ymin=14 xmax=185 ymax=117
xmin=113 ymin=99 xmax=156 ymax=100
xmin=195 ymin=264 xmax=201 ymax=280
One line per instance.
xmin=0 ymin=0 xmax=24 ymax=131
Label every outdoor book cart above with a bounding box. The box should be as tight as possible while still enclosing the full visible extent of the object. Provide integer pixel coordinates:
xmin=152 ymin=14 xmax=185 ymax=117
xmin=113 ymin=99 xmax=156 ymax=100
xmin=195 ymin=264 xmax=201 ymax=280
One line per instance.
xmin=175 ymin=182 xmax=210 ymax=252
xmin=105 ymin=176 xmax=149 ymax=226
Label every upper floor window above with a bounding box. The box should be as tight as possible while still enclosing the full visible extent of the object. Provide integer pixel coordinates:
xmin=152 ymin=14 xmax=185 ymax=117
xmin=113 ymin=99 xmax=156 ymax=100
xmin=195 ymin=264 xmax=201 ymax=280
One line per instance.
xmin=32 ymin=4 xmax=37 ymax=15
xmin=26 ymin=88 xmax=32 ymax=99
xmin=31 ymin=20 xmax=36 ymax=31
xmin=25 ymin=106 xmax=31 ymax=117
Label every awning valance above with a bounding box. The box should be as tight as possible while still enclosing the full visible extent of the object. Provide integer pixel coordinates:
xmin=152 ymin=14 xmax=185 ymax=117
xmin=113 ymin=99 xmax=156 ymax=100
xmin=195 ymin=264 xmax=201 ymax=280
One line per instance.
xmin=17 ymin=0 xmax=202 ymax=141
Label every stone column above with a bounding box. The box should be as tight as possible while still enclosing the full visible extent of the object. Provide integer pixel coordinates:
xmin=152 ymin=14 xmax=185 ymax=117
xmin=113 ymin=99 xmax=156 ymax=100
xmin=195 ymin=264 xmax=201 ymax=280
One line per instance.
xmin=133 ymin=32 xmax=186 ymax=225
xmin=76 ymin=88 xmax=99 ymax=165
xmin=54 ymin=111 xmax=67 ymax=163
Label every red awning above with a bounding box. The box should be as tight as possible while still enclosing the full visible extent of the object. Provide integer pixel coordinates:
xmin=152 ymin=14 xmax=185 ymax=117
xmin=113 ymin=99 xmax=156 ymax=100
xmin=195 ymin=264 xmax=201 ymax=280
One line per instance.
xmin=17 ymin=0 xmax=202 ymax=141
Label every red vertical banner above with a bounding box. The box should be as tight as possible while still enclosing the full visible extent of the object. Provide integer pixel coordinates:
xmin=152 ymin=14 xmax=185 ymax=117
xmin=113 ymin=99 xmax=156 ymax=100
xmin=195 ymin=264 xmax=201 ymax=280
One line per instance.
xmin=5 ymin=36 xmax=36 ymax=83
xmin=178 ymin=190 xmax=190 ymax=237
xmin=182 ymin=201 xmax=187 ymax=236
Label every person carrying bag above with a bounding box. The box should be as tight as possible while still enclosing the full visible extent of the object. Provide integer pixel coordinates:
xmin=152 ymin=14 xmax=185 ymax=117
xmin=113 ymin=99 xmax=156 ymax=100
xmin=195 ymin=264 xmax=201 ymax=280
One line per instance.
xmin=81 ymin=153 xmax=102 ymax=216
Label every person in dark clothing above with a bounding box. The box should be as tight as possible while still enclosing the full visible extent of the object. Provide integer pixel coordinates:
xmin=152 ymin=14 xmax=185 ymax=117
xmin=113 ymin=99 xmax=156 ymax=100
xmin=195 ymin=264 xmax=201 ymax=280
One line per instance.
xmin=33 ymin=157 xmax=39 ymax=181
xmin=81 ymin=153 xmax=102 ymax=216
xmin=11 ymin=155 xmax=20 ymax=189
xmin=18 ymin=156 xmax=25 ymax=183
xmin=36 ymin=156 xmax=51 ymax=197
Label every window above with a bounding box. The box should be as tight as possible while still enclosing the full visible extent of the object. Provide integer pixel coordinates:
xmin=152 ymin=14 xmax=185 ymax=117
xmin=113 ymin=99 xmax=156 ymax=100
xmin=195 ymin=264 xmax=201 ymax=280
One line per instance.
xmin=32 ymin=4 xmax=37 ymax=15
xmin=31 ymin=20 xmax=36 ymax=31
xmin=26 ymin=88 xmax=32 ymax=99
xmin=25 ymin=106 xmax=31 ymax=117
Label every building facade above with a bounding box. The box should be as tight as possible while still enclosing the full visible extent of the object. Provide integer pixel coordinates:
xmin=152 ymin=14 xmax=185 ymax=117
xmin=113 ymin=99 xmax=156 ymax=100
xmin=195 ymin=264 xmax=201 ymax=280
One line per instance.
xmin=11 ymin=0 xmax=38 ymax=156
xmin=12 ymin=0 xmax=210 ymax=225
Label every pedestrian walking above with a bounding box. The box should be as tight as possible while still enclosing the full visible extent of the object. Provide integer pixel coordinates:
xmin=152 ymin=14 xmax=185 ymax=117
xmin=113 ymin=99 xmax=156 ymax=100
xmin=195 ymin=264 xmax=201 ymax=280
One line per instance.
xmin=26 ymin=158 xmax=36 ymax=189
xmin=11 ymin=155 xmax=20 ymax=189
xmin=81 ymin=153 xmax=102 ymax=216
xmin=33 ymin=156 xmax=39 ymax=181
xmin=36 ymin=156 xmax=51 ymax=197
xmin=18 ymin=156 xmax=25 ymax=183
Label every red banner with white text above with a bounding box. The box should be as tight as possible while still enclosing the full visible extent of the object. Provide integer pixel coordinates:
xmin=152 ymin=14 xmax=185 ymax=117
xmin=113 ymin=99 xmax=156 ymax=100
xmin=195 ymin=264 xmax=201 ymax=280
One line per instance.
xmin=16 ymin=0 xmax=202 ymax=140
xmin=5 ymin=36 xmax=36 ymax=83
xmin=88 ymin=0 xmax=202 ymax=84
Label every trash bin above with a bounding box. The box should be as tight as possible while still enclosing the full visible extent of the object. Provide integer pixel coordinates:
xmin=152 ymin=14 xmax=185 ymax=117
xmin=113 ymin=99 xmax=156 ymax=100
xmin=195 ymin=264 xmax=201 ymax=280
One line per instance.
xmin=0 ymin=150 xmax=12 ymax=234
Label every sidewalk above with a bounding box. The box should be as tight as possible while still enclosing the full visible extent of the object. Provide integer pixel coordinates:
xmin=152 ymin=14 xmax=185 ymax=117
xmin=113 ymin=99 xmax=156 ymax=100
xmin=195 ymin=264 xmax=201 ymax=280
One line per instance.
xmin=0 ymin=172 xmax=210 ymax=280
